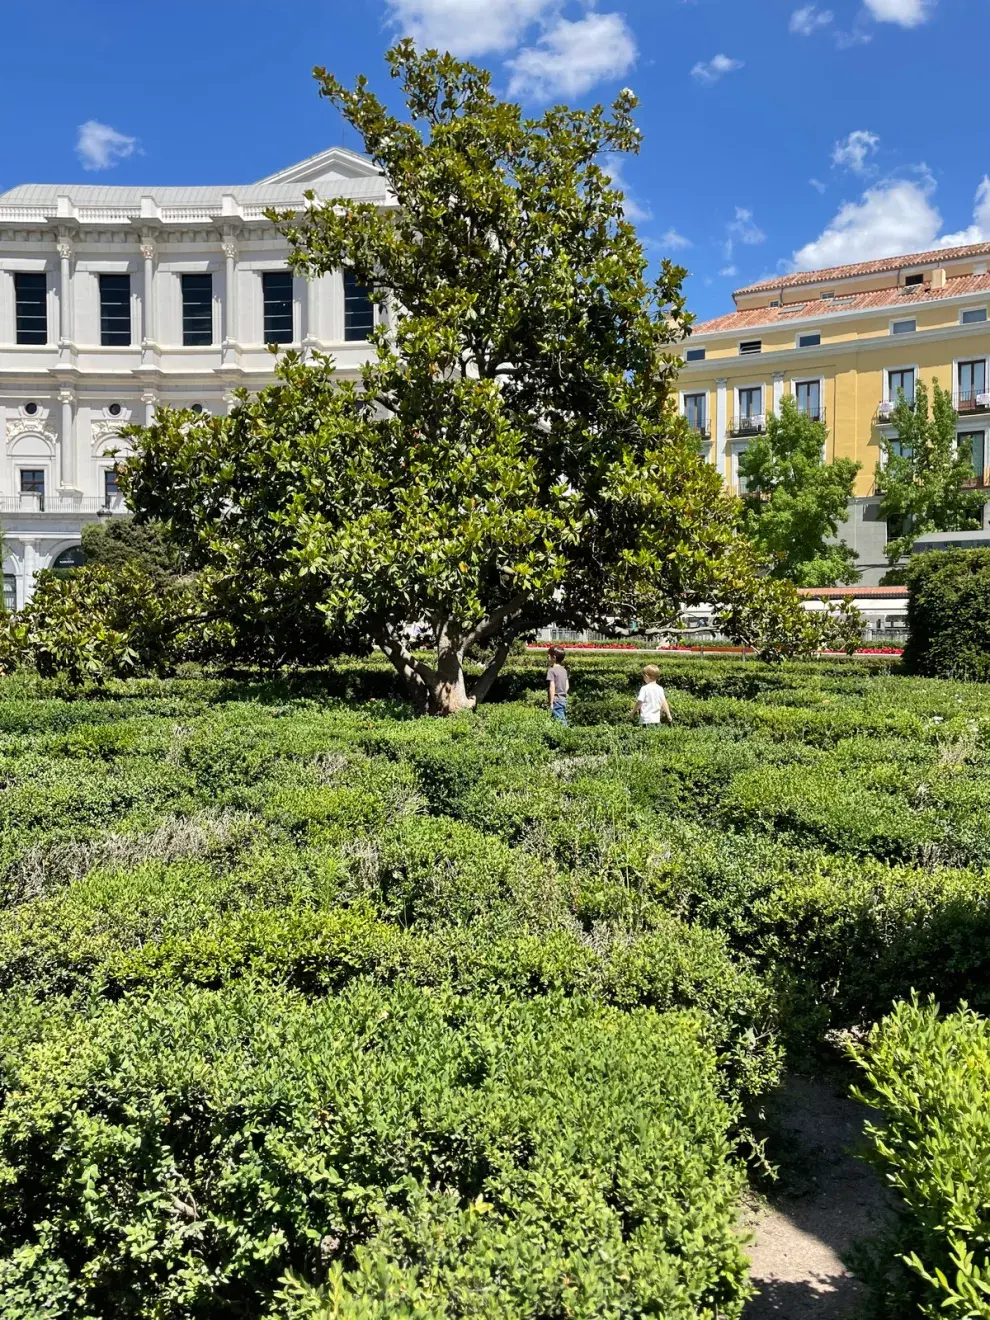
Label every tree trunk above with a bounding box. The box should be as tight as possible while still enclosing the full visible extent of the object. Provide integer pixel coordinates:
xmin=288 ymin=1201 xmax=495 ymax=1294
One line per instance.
xmin=373 ymin=623 xmax=517 ymax=716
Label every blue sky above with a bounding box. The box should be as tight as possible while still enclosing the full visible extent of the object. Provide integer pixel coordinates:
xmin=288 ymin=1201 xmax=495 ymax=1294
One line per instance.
xmin=1 ymin=0 xmax=986 ymax=320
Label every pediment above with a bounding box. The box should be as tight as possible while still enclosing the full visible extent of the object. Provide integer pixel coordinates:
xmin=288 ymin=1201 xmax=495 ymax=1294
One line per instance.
xmin=256 ymin=147 xmax=381 ymax=187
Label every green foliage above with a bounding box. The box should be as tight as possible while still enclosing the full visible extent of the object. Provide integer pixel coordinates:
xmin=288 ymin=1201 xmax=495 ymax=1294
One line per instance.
xmin=851 ymin=998 xmax=990 ymax=1319
xmin=0 ymin=564 xmax=194 ymax=687
xmin=738 ymin=395 xmax=861 ymax=586
xmin=0 ymin=980 xmax=750 ymax=1320
xmin=81 ymin=517 xmax=185 ymax=582
xmin=903 ymin=548 xmax=990 ymax=680
xmin=122 ymin=44 xmax=844 ymax=712
xmin=875 ymin=379 xmax=985 ymax=563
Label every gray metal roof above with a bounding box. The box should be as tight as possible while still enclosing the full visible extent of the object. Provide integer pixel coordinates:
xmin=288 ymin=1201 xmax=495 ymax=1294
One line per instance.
xmin=0 ymin=177 xmax=387 ymax=205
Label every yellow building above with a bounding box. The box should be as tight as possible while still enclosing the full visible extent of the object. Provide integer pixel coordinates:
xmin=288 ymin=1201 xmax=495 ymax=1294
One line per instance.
xmin=680 ymin=240 xmax=990 ymax=582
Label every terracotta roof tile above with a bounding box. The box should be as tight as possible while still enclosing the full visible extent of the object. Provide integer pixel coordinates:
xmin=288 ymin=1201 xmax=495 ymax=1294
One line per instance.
xmin=735 ymin=241 xmax=990 ymax=296
xmin=692 ymin=272 xmax=990 ymax=336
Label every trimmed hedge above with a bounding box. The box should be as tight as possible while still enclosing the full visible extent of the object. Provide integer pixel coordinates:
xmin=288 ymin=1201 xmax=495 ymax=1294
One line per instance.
xmin=0 ymin=981 xmax=751 ymax=1319
xmin=904 ymin=548 xmax=990 ymax=680
xmin=852 ymin=997 xmax=990 ymax=1318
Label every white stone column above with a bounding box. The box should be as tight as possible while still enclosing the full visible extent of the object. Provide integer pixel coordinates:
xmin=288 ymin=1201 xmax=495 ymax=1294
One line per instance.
xmin=772 ymin=370 xmax=785 ymax=416
xmin=141 ymin=391 xmax=158 ymax=426
xmin=140 ymin=240 xmax=157 ymax=344
xmin=56 ymin=238 xmax=74 ymax=343
xmin=58 ymin=389 xmax=80 ymax=494
xmin=222 ymin=239 xmax=238 ymax=344
xmin=715 ymin=377 xmax=728 ymax=478
xmin=21 ymin=539 xmax=39 ymax=604
xmin=304 ymin=274 xmax=320 ymax=353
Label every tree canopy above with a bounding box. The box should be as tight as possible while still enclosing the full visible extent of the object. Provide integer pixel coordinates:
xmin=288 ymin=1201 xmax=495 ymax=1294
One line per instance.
xmin=122 ymin=43 xmax=855 ymax=710
xmin=875 ymin=379 xmax=985 ymax=570
xmin=738 ymin=396 xmax=861 ymax=587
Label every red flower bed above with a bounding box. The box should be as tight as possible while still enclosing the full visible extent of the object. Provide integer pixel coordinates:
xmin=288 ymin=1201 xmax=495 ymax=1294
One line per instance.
xmin=527 ymin=643 xmax=904 ymax=657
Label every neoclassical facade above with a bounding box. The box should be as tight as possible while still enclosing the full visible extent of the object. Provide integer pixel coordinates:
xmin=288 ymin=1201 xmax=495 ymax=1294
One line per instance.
xmin=0 ymin=147 xmax=389 ymax=607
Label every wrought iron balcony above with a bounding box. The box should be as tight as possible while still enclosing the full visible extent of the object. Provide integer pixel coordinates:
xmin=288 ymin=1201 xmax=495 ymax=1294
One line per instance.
xmin=955 ymin=388 xmax=990 ymax=415
xmin=686 ymin=418 xmax=711 ymax=438
xmin=960 ymin=466 xmax=990 ymax=490
xmin=875 ymin=399 xmax=916 ymax=423
xmin=727 ymin=414 xmax=765 ymax=437
xmin=795 ymin=404 xmax=826 ymax=424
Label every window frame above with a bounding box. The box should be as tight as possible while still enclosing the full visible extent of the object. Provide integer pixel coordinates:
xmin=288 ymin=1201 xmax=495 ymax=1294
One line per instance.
xmin=98 ymin=273 xmax=132 ymax=347
xmin=343 ymin=268 xmax=376 ymax=343
xmin=736 ymin=383 xmax=764 ymax=421
xmin=903 ymin=272 xmax=924 ymax=287
xmin=793 ymin=377 xmax=824 ymax=421
xmin=685 ymin=345 xmax=706 ymax=363
xmin=890 ymin=316 xmax=917 ymax=336
xmin=180 ymin=272 xmax=214 ymax=347
xmin=13 ymin=272 xmax=48 ymax=346
xmin=796 ymin=331 xmax=821 ymax=348
xmin=956 ymin=427 xmax=987 ymax=480
xmin=738 ymin=339 xmax=762 ymax=356
xmin=885 ymin=365 xmax=918 ymax=405
xmin=261 ymin=270 xmax=294 ymax=346
xmin=960 ymin=306 xmax=988 ymax=325
xmin=681 ymin=390 xmax=708 ymax=434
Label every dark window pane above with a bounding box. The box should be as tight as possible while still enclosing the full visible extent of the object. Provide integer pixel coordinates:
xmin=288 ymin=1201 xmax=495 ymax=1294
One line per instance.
xmin=685 ymin=347 xmax=706 ymax=362
xmin=959 ymin=431 xmax=985 ymax=474
xmin=740 ymin=387 xmax=762 ymax=417
xmin=684 ymin=393 xmax=706 ymax=431
xmin=99 ymin=274 xmax=131 ymax=346
xmin=796 ymin=380 xmax=821 ymax=418
xmin=344 ymin=268 xmax=375 ymax=342
xmin=962 ymin=307 xmax=987 ymax=324
xmin=53 ymin=545 xmax=84 ymax=569
xmin=263 ymin=271 xmax=293 ymax=345
xmin=19 ymin=469 xmax=45 ymax=494
xmin=798 ymin=332 xmax=820 ymax=348
xmin=14 ymin=273 xmax=47 ymax=345
xmin=181 ymin=273 xmax=213 ymax=346
xmin=890 ymin=369 xmax=915 ymax=403
xmin=104 ymin=468 xmax=121 ymax=503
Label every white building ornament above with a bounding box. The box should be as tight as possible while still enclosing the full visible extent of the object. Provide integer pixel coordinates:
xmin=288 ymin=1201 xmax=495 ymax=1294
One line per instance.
xmin=5 ymin=417 xmax=58 ymax=449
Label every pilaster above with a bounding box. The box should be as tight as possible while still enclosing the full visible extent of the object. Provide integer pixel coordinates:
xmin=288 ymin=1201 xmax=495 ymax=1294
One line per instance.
xmin=715 ymin=377 xmax=728 ymax=478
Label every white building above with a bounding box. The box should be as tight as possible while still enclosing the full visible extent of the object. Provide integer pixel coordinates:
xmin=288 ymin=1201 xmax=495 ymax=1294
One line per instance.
xmin=0 ymin=147 xmax=390 ymax=608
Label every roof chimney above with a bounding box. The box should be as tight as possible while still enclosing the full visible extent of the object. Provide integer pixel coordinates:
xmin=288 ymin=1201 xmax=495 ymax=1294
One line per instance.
xmin=931 ymin=266 xmax=947 ymax=289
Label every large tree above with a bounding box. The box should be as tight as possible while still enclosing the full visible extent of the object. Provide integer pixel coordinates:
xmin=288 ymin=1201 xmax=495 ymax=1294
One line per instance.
xmin=122 ymin=44 xmax=851 ymax=712
xmin=738 ymin=396 xmax=861 ymax=586
xmin=876 ymin=379 xmax=985 ymax=569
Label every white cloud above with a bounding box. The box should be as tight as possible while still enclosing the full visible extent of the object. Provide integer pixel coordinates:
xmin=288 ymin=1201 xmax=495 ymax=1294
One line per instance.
xmin=658 ymin=227 xmax=692 ymax=250
xmin=809 ymin=177 xmax=827 ymax=193
xmin=793 ymin=177 xmax=940 ymax=269
xmin=831 ymin=129 xmax=880 ymax=175
xmin=690 ymin=53 xmax=743 ymax=85
xmin=863 ymin=0 xmax=935 ymax=27
xmin=728 ymin=206 xmax=766 ymax=246
xmin=793 ymin=172 xmax=990 ymax=271
xmin=383 ymin=0 xmax=553 ymax=57
xmin=506 ymin=11 xmax=637 ymax=100
xmin=720 ymin=265 xmax=738 ymax=277
xmin=790 ymin=5 xmax=833 ymax=35
xmin=76 ymin=120 xmax=138 ymax=171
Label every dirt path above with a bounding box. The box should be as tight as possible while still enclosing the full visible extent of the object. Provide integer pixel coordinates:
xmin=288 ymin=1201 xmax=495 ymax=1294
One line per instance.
xmin=741 ymin=1071 xmax=893 ymax=1318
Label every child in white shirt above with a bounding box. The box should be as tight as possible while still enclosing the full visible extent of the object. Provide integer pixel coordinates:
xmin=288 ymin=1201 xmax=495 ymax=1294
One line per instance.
xmin=634 ymin=665 xmax=673 ymax=726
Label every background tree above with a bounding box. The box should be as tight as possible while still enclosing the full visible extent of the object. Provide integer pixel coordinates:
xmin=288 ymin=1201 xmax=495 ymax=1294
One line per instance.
xmin=876 ymin=379 xmax=984 ymax=572
xmin=81 ymin=518 xmax=185 ymax=584
xmin=123 ymin=44 xmax=853 ymax=712
xmin=737 ymin=396 xmax=861 ymax=586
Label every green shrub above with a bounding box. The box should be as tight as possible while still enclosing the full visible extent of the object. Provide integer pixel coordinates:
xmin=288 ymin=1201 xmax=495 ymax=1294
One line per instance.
xmin=904 ymin=549 xmax=990 ymax=680
xmin=0 ymin=981 xmax=752 ymax=1319
xmin=851 ymin=997 xmax=990 ymax=1318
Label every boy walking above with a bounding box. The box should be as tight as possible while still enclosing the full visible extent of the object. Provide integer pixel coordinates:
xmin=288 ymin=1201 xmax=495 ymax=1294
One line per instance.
xmin=546 ymin=647 xmax=570 ymax=725
xmin=634 ymin=665 xmax=673 ymax=726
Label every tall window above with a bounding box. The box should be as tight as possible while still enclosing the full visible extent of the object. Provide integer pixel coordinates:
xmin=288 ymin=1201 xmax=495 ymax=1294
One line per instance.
xmin=958 ymin=431 xmax=985 ymax=479
xmin=343 ymin=269 xmax=375 ymax=341
xmin=739 ymin=386 xmax=762 ymax=419
xmin=684 ymin=393 xmax=707 ymax=433
xmin=99 ymin=274 xmax=131 ymax=346
xmin=2 ymin=576 xmax=15 ymax=612
xmin=262 ymin=271 xmax=293 ymax=345
xmin=19 ymin=469 xmax=45 ymax=507
xmin=14 ymin=273 xmax=47 ymax=345
xmin=958 ymin=360 xmax=987 ymax=408
xmin=181 ymin=273 xmax=213 ymax=346
xmin=103 ymin=468 xmax=121 ymax=506
xmin=795 ymin=380 xmax=821 ymax=420
xmin=888 ymin=368 xmax=915 ymax=404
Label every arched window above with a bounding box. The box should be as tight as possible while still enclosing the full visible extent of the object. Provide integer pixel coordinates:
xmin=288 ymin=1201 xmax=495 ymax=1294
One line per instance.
xmin=53 ymin=546 xmax=85 ymax=570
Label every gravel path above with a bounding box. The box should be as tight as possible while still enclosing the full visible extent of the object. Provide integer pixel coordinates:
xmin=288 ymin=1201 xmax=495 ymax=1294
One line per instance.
xmin=741 ymin=1071 xmax=893 ymax=1319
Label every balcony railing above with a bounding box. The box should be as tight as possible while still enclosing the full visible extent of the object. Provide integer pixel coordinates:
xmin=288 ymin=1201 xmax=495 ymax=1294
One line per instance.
xmin=0 ymin=495 xmax=128 ymax=515
xmin=727 ymin=414 xmax=766 ymax=437
xmin=876 ymin=399 xmax=916 ymax=423
xmin=960 ymin=467 xmax=990 ymax=489
xmin=955 ymin=388 xmax=990 ymax=415
xmin=795 ymin=404 xmax=826 ymax=424
xmin=686 ymin=419 xmax=711 ymax=438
